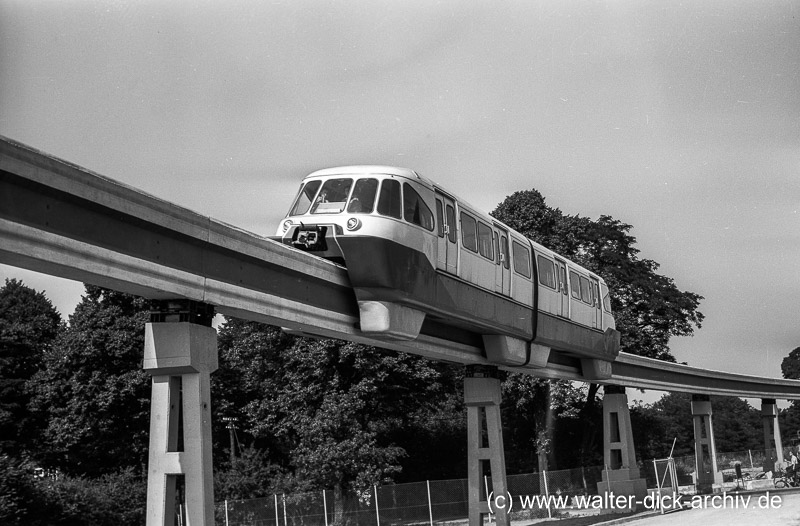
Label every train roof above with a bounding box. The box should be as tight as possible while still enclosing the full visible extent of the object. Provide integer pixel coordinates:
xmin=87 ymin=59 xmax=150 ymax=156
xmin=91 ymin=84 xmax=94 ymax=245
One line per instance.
xmin=305 ymin=165 xmax=436 ymax=187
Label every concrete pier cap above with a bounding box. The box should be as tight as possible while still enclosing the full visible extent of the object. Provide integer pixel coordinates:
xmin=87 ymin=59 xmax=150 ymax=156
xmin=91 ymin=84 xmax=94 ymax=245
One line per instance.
xmin=143 ymin=322 xmax=218 ymax=375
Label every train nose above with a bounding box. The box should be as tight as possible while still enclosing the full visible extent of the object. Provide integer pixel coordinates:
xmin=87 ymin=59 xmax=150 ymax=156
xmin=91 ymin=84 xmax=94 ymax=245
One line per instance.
xmin=280 ymin=223 xmax=346 ymax=264
xmin=284 ymin=224 xmax=329 ymax=252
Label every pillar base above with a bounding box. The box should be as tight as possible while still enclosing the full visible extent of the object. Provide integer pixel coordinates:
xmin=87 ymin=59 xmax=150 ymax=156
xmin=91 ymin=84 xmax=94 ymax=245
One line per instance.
xmin=693 ymin=471 xmax=724 ymax=494
xmin=597 ymin=471 xmax=648 ymax=512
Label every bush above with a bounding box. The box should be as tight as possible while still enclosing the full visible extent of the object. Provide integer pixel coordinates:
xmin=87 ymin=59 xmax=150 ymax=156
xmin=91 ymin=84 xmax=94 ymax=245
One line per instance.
xmin=0 ymin=457 xmax=145 ymax=526
xmin=41 ymin=467 xmax=146 ymax=526
xmin=0 ymin=455 xmax=51 ymax=525
xmin=215 ymin=446 xmax=282 ymax=501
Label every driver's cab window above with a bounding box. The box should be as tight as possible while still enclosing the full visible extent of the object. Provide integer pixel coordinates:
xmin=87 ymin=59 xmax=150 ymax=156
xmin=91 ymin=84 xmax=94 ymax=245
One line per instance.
xmin=289 ymin=180 xmax=322 ymax=216
xmin=311 ymin=178 xmax=353 ymax=214
xmin=347 ymin=178 xmax=378 ymax=213
xmin=311 ymin=179 xmax=353 ymax=214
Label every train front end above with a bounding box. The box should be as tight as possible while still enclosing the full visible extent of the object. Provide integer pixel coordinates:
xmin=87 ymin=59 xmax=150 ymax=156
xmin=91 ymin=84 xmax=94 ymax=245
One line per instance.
xmin=275 ymin=167 xmax=438 ymax=340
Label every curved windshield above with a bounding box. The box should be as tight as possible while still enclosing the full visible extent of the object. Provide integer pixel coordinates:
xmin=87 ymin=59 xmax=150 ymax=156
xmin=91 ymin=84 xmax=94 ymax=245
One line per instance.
xmin=289 ymin=180 xmax=322 ymax=216
xmin=310 ymin=178 xmax=353 ymax=214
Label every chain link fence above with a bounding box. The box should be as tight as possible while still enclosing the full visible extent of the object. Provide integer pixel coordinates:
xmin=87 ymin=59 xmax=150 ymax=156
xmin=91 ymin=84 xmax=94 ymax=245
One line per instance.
xmin=215 ymin=466 xmax=610 ymax=526
xmin=215 ymin=448 xmax=783 ymax=525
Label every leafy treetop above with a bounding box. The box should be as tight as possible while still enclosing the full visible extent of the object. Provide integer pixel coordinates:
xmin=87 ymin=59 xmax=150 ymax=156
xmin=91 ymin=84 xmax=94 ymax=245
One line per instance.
xmin=492 ymin=189 xmax=704 ymax=361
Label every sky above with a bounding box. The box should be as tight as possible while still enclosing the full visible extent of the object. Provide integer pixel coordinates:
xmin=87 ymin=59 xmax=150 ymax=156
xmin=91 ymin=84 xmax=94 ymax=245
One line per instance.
xmin=1 ymin=1 xmax=799 ymax=403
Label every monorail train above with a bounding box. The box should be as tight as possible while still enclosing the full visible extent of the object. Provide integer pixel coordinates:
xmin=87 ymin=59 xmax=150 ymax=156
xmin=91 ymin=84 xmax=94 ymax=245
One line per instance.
xmin=275 ymin=166 xmax=620 ymax=376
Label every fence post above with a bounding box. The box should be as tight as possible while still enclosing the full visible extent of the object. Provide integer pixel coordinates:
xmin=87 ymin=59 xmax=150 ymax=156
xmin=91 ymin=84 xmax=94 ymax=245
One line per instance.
xmin=427 ymin=480 xmax=434 ymax=526
xmin=581 ymin=466 xmax=587 ymax=493
xmin=283 ymin=494 xmax=288 ymax=526
xmin=483 ymin=475 xmax=491 ymax=524
xmin=670 ymin=458 xmax=678 ymax=496
xmin=323 ymin=489 xmax=328 ymax=526
xmin=652 ymin=460 xmax=663 ymax=515
xmin=225 ymin=499 xmax=229 ymax=526
xmin=542 ymin=471 xmax=552 ymax=519
xmin=374 ymin=485 xmax=380 ymax=526
xmin=274 ymin=494 xmax=279 ymax=526
xmin=749 ymin=450 xmax=754 ymax=469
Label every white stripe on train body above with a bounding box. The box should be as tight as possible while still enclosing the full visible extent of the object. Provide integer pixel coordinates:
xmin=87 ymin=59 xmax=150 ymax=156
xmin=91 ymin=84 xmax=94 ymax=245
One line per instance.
xmin=275 ymin=166 xmax=620 ymax=371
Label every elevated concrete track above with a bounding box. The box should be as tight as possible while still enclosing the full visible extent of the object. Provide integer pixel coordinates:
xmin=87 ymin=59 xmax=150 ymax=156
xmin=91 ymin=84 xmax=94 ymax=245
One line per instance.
xmin=2 ymin=135 xmax=799 ymax=399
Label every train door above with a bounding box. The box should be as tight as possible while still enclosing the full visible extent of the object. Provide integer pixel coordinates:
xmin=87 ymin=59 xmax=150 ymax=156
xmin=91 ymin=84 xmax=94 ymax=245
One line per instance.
xmin=435 ymin=192 xmax=458 ymax=274
xmin=592 ymin=277 xmax=602 ymax=329
xmin=555 ymin=258 xmax=569 ymax=318
xmin=494 ymin=225 xmax=511 ymax=295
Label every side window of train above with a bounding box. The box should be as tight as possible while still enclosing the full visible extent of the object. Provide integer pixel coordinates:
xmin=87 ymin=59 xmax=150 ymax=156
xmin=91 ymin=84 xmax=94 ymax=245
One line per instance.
xmin=500 ymin=235 xmax=509 ymax=269
xmin=461 ymin=212 xmax=478 ymax=252
xmin=580 ymin=276 xmax=592 ymax=304
xmin=436 ymin=200 xmax=444 ymax=237
xmin=346 ymin=178 xmax=378 ymax=213
xmin=560 ymin=266 xmax=568 ymax=295
xmin=569 ymin=271 xmax=581 ymax=299
xmin=511 ymin=241 xmax=531 ymax=278
xmin=402 ymin=183 xmax=434 ymax=231
xmin=377 ymin=179 xmax=402 ymax=219
xmin=537 ymin=255 xmax=556 ymax=289
xmin=446 ymin=205 xmax=457 ymax=243
xmin=477 ymin=222 xmax=494 ymax=260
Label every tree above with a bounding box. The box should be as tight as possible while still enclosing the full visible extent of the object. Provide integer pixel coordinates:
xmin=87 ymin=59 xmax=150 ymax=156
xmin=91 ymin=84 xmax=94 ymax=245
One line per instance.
xmin=491 ymin=189 xmax=704 ymax=362
xmin=779 ymin=347 xmax=800 ymax=440
xmin=501 ymin=375 xmax=585 ymax=472
xmin=781 ymin=347 xmax=800 ymax=380
xmin=28 ymin=286 xmax=151 ymax=476
xmin=631 ymin=392 xmax=762 ymax=463
xmin=213 ymin=318 xmax=454 ymax=521
xmin=0 ymin=279 xmax=63 ymax=457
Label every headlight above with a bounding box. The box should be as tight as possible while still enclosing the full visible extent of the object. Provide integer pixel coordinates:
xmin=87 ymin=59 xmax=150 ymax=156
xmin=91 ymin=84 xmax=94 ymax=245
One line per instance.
xmin=346 ymin=217 xmax=361 ymax=231
xmin=282 ymin=219 xmax=293 ymax=232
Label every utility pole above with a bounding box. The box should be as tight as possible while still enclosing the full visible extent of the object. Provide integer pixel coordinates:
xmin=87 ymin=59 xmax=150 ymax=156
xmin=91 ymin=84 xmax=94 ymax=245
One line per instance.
xmin=222 ymin=416 xmax=239 ymax=463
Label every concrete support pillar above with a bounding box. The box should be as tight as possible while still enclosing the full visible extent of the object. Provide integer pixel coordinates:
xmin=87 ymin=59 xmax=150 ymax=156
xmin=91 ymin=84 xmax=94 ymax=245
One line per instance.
xmin=596 ymin=386 xmax=646 ymax=509
xmin=464 ymin=365 xmax=508 ymax=526
xmin=144 ymin=302 xmax=217 ymax=526
xmin=761 ymin=398 xmax=784 ymax=472
xmin=691 ymin=394 xmax=722 ymax=493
